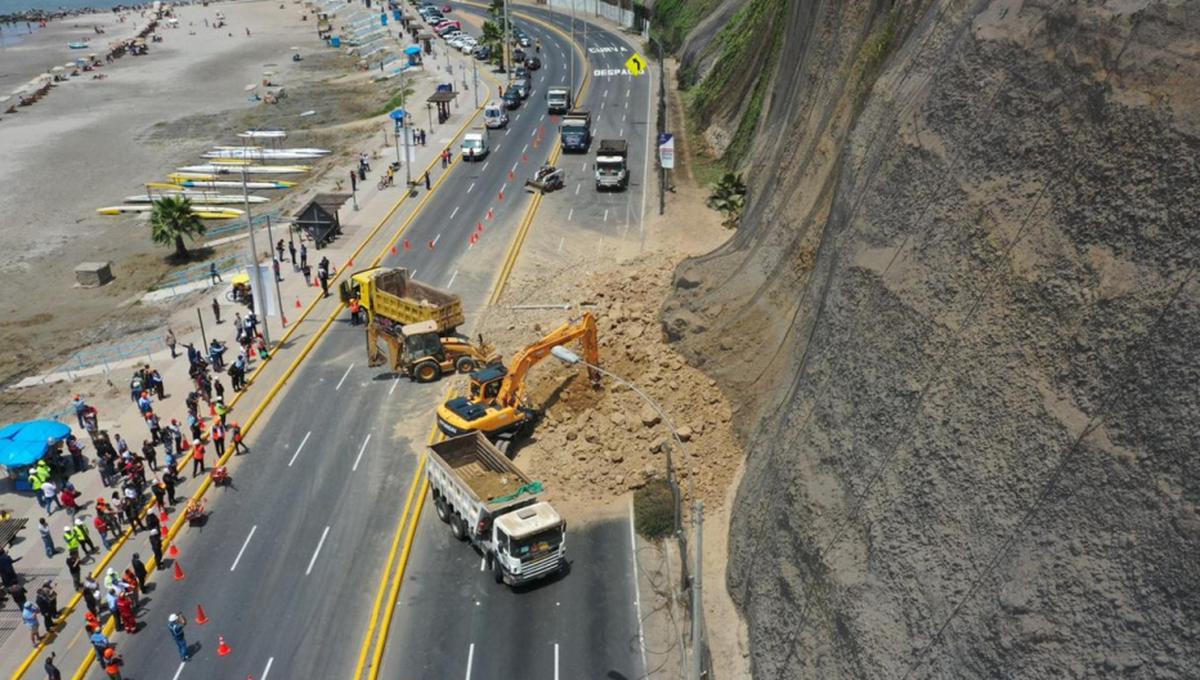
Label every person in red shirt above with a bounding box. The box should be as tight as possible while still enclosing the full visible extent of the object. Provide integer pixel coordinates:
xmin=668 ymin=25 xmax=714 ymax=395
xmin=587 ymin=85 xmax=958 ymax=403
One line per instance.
xmin=59 ymin=486 xmax=80 ymax=516
xmin=116 ymin=592 xmax=136 ymax=635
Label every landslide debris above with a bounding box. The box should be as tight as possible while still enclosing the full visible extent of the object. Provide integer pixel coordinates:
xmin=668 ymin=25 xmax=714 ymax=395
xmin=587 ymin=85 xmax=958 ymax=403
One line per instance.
xmin=467 ymin=255 xmax=740 ymax=508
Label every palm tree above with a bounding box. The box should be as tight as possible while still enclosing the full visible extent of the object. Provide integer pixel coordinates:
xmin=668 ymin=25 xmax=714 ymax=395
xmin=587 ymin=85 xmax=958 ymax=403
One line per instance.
xmin=150 ymin=196 xmax=206 ymax=258
xmin=480 ymin=19 xmax=506 ymax=69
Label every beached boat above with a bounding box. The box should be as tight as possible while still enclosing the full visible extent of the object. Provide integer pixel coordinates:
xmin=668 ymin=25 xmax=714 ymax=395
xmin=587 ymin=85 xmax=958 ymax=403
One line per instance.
xmin=68 ymin=42 xmax=89 ymax=49
xmin=125 ymin=193 xmax=270 ymax=205
xmin=96 ymin=205 xmax=244 ymax=219
xmin=237 ymin=130 xmax=287 ymax=139
xmin=157 ymin=177 xmax=294 ymax=190
xmin=177 ymin=164 xmax=310 ymax=175
xmin=203 ymin=148 xmax=329 ymax=160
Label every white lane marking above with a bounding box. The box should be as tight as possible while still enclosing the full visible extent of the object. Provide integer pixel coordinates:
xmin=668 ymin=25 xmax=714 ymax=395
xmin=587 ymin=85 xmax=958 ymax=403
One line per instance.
xmin=624 ymin=100 xmax=629 ymax=109
xmin=619 ymin=127 xmax=624 ymax=137
xmin=389 ymin=376 xmax=400 ymax=395
xmin=560 ymin=75 xmax=565 ymax=83
xmin=494 ymin=144 xmax=502 ymax=152
xmin=482 ymin=161 xmax=490 ymax=173
xmin=432 ymin=233 xmax=442 ymax=247
xmin=603 ymin=89 xmax=608 ymax=97
xmin=522 ymin=143 xmax=529 ymax=154
xmin=172 ymin=663 xmax=185 ymax=680
xmin=539 ymin=113 xmax=545 ymax=121
xmin=465 ymin=643 xmax=475 ymax=679
xmin=288 ymin=431 xmax=312 ymax=467
xmin=447 ymin=269 xmax=459 ymax=288
xmin=555 ymin=643 xmax=560 ymax=680
xmin=305 ymin=526 xmax=331 ymax=576
xmin=512 ymin=161 xmax=520 ymax=173
xmin=626 ymin=89 xmax=631 ymax=98
xmin=450 ymin=206 xmax=460 ymax=219
xmin=353 ymin=434 xmax=371 ymax=472
xmin=468 ymin=181 xmax=476 ymax=193
xmin=622 ymin=113 xmax=626 ymax=122
xmin=480 ymin=556 xmax=486 ymax=571
xmin=505 ymin=128 xmax=511 ymax=136
xmin=630 ymin=497 xmax=649 ymax=675
xmin=575 ymin=183 xmax=581 ymax=195
xmin=230 ymin=525 xmax=257 ymax=572
xmin=410 ymin=269 xmax=418 ymax=279
xmin=581 ymin=161 xmax=587 ymax=171
xmin=557 ymin=236 xmax=564 ymax=253
xmin=567 ymin=208 xmax=574 ymax=221
xmin=335 ymin=363 xmax=354 ymax=391
xmin=262 ymin=656 xmax=275 ymax=680
xmin=603 ymin=209 xmax=609 ymax=222
xmin=501 ymin=183 xmax=508 ymax=195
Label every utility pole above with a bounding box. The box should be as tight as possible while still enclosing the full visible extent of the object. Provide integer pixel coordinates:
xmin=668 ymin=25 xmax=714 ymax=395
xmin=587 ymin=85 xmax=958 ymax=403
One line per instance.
xmin=691 ymin=500 xmax=704 ymax=680
xmin=401 ymin=113 xmax=412 ymax=188
xmin=264 ymin=215 xmax=285 ymax=324
xmin=472 ymin=56 xmax=479 ymax=108
xmin=657 ymin=34 xmax=667 ymax=216
xmin=239 ymin=165 xmax=270 ymax=346
xmin=503 ymin=0 xmax=511 ymax=88
xmin=569 ymin=0 xmax=575 ymax=91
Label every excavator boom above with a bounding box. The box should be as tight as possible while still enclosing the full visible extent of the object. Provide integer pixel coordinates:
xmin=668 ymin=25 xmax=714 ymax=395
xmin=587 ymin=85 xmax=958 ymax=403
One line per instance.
xmin=497 ymin=312 xmax=600 ymax=407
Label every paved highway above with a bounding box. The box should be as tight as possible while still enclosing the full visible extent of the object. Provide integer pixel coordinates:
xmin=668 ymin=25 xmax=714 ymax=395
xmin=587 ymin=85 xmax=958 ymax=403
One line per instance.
xmin=97 ymin=6 xmax=652 ymax=679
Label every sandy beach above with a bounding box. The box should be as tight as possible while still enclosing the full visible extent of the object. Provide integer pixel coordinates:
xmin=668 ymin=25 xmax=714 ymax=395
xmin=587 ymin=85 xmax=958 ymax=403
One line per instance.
xmin=0 ymin=0 xmax=404 ymax=393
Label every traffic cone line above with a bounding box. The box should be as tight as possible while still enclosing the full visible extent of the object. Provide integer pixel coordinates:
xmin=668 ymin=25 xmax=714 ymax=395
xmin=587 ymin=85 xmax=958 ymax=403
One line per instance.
xmin=195 ymin=604 xmax=209 ymax=625
xmin=508 ymin=169 xmax=514 ymax=181
xmin=168 ymin=543 xmax=180 ymax=558
xmin=403 ymin=239 xmax=411 ymax=251
xmin=295 ymin=298 xmax=302 ymax=309
xmin=498 ymin=190 xmax=505 ymax=201
xmin=487 ymin=208 xmax=494 ymax=220
xmin=174 ymin=561 xmax=186 ymax=581
xmin=476 ymin=223 xmax=483 ymax=233
xmin=159 ymin=509 xmax=169 ymax=525
xmin=217 ymin=634 xmax=232 ymax=657
xmin=390 ymin=245 xmax=398 ymax=255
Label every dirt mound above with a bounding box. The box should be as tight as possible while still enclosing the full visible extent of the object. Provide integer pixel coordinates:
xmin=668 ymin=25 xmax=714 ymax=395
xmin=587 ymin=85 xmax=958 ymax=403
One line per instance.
xmin=472 ymin=255 xmax=739 ymax=509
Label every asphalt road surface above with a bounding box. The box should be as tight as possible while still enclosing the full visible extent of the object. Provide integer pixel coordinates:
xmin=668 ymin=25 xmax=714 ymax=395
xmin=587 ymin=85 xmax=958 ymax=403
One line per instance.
xmin=104 ymin=6 xmax=652 ymax=679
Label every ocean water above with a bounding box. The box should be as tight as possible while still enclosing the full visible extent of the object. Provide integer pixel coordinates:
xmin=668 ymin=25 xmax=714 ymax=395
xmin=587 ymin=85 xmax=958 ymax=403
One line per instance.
xmin=0 ymin=0 xmax=135 ymax=14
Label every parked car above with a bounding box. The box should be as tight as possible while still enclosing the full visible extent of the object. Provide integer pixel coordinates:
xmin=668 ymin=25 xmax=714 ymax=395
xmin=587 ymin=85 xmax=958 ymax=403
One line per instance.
xmin=502 ymin=88 xmax=522 ymax=109
xmin=447 ymin=35 xmax=467 ymax=49
xmin=517 ymin=35 xmax=531 ymax=47
xmin=513 ymin=48 xmax=526 ymax=63
xmin=473 ymin=45 xmax=491 ymax=60
xmin=513 ymin=65 xmax=529 ymax=81
xmin=513 ymin=77 xmax=530 ymax=100
xmin=524 ymin=56 xmax=542 ymax=71
xmin=458 ymin=37 xmax=478 ymax=53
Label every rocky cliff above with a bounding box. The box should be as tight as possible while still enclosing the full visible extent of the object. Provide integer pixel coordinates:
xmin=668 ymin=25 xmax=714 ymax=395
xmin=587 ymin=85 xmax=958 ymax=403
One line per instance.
xmin=662 ymin=1 xmax=1200 ymax=677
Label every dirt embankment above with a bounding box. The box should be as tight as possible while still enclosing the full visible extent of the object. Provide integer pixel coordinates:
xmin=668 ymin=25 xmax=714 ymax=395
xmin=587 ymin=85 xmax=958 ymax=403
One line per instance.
xmin=664 ymin=1 xmax=1200 ymax=678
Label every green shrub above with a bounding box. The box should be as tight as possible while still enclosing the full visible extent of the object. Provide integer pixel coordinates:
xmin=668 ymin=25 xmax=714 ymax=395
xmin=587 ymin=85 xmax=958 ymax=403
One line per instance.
xmin=634 ymin=478 xmax=677 ymax=540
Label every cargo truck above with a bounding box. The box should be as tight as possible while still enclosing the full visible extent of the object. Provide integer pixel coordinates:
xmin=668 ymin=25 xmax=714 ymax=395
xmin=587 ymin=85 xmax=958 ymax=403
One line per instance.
xmin=594 ymin=138 xmax=628 ymax=191
xmin=546 ymin=86 xmax=570 ymax=114
xmin=559 ymin=109 xmax=592 ymax=153
xmin=340 ymin=267 xmax=465 ymax=335
xmin=428 ymin=432 xmax=567 ymax=586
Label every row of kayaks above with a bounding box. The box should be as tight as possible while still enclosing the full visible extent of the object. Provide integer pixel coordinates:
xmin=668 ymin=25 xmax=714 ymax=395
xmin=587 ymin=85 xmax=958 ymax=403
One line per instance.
xmin=97 ymin=130 xmax=319 ymax=218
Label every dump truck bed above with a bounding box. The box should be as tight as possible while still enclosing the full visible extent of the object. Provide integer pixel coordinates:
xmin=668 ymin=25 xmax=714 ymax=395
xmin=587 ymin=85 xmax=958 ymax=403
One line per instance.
xmin=367 ymin=268 xmax=465 ymax=332
xmin=597 ymin=139 xmax=627 ymax=157
xmin=428 ymin=432 xmax=534 ymax=513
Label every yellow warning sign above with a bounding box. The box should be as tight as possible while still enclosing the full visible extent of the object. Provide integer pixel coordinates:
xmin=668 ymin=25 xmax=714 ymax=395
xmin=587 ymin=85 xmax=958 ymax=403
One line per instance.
xmin=625 ymin=52 xmax=647 ymax=76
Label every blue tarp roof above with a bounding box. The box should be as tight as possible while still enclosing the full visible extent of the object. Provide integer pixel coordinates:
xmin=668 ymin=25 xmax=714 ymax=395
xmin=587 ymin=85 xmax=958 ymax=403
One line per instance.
xmin=0 ymin=420 xmax=71 ymax=468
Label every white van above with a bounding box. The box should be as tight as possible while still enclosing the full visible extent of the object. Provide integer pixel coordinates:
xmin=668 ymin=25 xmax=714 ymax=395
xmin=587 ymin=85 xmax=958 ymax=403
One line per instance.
xmin=483 ymin=100 xmax=508 ymax=129
xmin=461 ymin=130 xmax=489 ymax=161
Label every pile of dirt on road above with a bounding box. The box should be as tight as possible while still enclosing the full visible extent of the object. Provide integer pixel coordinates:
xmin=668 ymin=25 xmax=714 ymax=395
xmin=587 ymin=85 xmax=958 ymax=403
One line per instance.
xmin=470 ymin=255 xmax=740 ymax=508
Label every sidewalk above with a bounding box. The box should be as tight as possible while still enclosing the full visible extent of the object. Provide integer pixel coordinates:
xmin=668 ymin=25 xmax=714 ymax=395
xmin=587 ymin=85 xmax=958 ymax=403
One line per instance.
xmin=0 ymin=56 xmax=488 ymax=678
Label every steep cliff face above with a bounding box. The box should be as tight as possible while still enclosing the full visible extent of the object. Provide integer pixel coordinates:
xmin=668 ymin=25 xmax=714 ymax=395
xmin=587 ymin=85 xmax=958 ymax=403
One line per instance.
xmin=663 ymin=1 xmax=1200 ymax=677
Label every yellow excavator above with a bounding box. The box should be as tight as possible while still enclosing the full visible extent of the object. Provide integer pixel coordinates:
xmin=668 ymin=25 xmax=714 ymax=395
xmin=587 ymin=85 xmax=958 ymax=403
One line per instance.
xmin=368 ymin=319 xmax=501 ymax=382
xmin=436 ymin=312 xmax=600 ymax=438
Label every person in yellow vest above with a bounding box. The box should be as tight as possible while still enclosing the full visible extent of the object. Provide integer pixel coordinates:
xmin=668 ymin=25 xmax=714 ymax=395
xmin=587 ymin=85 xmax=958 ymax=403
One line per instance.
xmin=214 ymin=400 xmax=230 ymax=427
xmin=62 ymin=524 xmax=81 ymax=562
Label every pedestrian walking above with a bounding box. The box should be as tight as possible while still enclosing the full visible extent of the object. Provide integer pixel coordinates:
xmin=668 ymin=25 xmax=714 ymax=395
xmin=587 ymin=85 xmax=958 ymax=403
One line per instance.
xmin=93 ymin=513 xmax=113 ymax=550
xmin=66 ymin=554 xmax=82 ymax=591
xmin=116 ymin=591 xmax=136 ymax=633
xmin=163 ymin=469 xmax=180 ymax=505
xmin=300 ymin=242 xmax=308 ymax=269
xmin=208 ymin=262 xmax=221 ymax=284
xmin=41 ymin=480 xmax=62 ymax=515
xmin=424 ymin=170 xmax=431 ymax=190
xmin=146 ymin=522 xmax=163 ymax=569
xmin=103 ymin=647 xmax=124 ymax=679
xmin=22 ymin=602 xmax=40 ymax=647
xmin=441 ymin=148 xmax=449 ymax=167
xmin=212 ymin=422 xmax=226 ymax=456
xmin=73 ymin=518 xmax=97 ymax=554
xmin=38 ymin=518 xmax=56 ymax=558
xmin=230 ymin=421 xmax=248 ymax=454
xmin=82 ymin=576 xmax=100 ymax=616
xmin=89 ymin=629 xmax=110 ymax=659
xmin=60 ymin=485 xmax=80 ymax=516
xmin=131 ymin=554 xmax=147 ymax=591
xmin=191 ymin=441 xmax=205 ymax=477
xmin=288 ymin=240 xmax=297 ymax=267
xmin=165 ymin=328 xmax=177 ymax=358
xmin=34 ymin=581 xmax=57 ymax=626
xmin=168 ymin=613 xmax=190 ymax=661
xmin=212 ymin=297 xmax=222 ymax=324
xmin=273 ymin=257 xmax=282 ymax=281
xmin=72 ymin=395 xmax=88 ymax=428
xmin=151 ymin=477 xmax=166 ymax=511
xmin=319 ymin=268 xmax=330 ymax=297
xmin=214 ymin=378 xmax=226 ymax=402
xmin=44 ymin=651 xmax=63 ymax=680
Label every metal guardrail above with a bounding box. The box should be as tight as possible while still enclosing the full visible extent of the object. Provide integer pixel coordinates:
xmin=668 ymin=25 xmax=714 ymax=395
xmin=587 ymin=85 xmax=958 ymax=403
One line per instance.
xmin=158 ymin=252 xmax=249 ymax=289
xmin=39 ymin=331 xmax=165 ymax=382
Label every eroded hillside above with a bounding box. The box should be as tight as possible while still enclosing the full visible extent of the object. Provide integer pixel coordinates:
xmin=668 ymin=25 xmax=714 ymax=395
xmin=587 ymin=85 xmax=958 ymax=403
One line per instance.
xmin=662 ymin=1 xmax=1200 ymax=677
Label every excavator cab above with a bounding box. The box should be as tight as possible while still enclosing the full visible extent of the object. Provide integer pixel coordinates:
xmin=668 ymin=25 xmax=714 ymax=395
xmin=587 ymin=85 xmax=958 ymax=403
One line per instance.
xmin=468 ymin=364 xmax=508 ymax=403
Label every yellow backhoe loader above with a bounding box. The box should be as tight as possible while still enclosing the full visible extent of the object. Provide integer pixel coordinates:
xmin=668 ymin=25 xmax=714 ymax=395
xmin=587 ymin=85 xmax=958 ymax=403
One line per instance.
xmin=436 ymin=313 xmax=600 ymax=438
xmin=368 ymin=319 xmax=501 ymax=382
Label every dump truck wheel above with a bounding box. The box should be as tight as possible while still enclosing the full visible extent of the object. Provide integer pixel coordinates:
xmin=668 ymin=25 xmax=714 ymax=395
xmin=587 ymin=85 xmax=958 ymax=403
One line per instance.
xmin=415 ymin=362 xmax=440 ymax=383
xmin=435 ymin=495 xmax=449 ymax=523
xmin=455 ymin=356 xmax=477 ymax=374
xmin=451 ymin=514 xmax=467 ymax=541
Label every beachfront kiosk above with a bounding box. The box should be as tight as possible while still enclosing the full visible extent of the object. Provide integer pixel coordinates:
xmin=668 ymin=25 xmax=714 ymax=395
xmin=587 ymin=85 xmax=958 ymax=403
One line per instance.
xmin=293 ymin=194 xmax=352 ymax=249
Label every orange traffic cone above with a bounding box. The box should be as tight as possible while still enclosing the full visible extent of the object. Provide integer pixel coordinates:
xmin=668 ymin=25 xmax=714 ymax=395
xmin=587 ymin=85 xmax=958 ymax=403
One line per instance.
xmin=173 ymin=561 xmax=186 ymax=581
xmin=508 ymin=169 xmax=514 ymax=181
xmin=159 ymin=509 xmax=169 ymax=525
xmin=390 ymin=245 xmax=398 ymax=255
xmin=347 ymin=259 xmax=354 ymax=268
xmin=217 ymin=635 xmax=232 ymax=657
xmin=195 ymin=604 xmax=209 ymax=624
xmin=403 ymin=239 xmax=411 ymax=251
xmin=169 ymin=543 xmax=180 ymax=558
xmin=248 ymin=346 xmax=256 ymax=359
xmin=498 ymin=189 xmax=505 ymax=201
xmin=282 ymin=315 xmax=288 ymax=327
xmin=295 ymin=298 xmax=302 ymax=309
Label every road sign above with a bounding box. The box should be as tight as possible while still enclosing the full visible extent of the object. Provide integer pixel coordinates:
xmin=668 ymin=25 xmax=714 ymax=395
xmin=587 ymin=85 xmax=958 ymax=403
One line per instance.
xmin=625 ymin=52 xmax=647 ymax=76
xmin=659 ymin=134 xmax=675 ymax=169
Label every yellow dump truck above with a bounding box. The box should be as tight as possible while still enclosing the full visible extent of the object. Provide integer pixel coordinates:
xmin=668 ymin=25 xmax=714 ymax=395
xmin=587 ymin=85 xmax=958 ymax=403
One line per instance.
xmin=340 ymin=267 xmax=465 ymax=334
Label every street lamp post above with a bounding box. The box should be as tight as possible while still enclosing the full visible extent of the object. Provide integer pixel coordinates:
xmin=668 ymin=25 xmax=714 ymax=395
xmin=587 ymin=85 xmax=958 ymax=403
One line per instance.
xmin=238 ymin=165 xmax=271 ymax=347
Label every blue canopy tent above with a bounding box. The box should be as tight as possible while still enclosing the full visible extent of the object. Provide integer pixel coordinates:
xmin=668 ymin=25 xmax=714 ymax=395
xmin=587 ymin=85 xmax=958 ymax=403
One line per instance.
xmin=0 ymin=420 xmax=71 ymax=491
